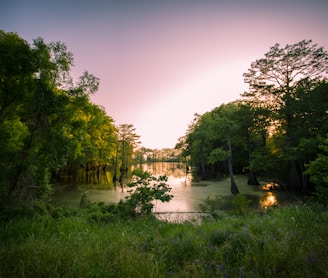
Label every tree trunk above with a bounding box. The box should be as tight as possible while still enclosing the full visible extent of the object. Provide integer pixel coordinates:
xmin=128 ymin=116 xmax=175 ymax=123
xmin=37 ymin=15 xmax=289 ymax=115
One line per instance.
xmin=119 ymin=165 xmax=125 ymax=192
xmin=199 ymin=139 xmax=207 ymax=179
xmin=96 ymin=165 xmax=100 ymax=184
xmin=85 ymin=162 xmax=89 ymax=184
xmin=248 ymin=170 xmax=260 ymax=185
xmin=102 ymin=164 xmax=108 ymax=183
xmin=226 ymin=128 xmax=239 ymax=195
xmin=298 ymin=160 xmax=309 ymax=192
xmin=228 ymin=159 xmax=239 ymax=194
xmin=288 ymin=160 xmax=302 ymax=191
xmin=246 ymin=134 xmax=260 ymax=185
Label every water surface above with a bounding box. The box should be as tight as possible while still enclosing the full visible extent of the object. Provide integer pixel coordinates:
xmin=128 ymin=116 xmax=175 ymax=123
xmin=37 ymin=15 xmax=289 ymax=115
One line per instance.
xmin=51 ymin=162 xmax=290 ymax=215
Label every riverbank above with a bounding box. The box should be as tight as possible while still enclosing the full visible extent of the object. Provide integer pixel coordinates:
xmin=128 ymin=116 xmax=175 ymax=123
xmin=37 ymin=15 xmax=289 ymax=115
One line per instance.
xmin=1 ymin=202 xmax=327 ymax=277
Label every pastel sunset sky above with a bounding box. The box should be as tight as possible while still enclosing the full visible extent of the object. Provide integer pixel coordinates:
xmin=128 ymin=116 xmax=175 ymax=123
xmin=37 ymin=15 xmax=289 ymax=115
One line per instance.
xmin=1 ymin=0 xmax=328 ymax=148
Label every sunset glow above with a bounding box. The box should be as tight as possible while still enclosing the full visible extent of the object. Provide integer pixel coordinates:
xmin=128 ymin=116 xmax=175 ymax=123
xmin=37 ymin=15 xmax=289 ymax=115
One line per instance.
xmin=1 ymin=0 xmax=328 ymax=149
xmin=261 ymin=192 xmax=278 ymax=209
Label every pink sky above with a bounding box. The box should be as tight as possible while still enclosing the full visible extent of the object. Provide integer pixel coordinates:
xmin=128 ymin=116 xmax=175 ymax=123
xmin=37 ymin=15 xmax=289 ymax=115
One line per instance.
xmin=1 ymin=1 xmax=328 ymax=148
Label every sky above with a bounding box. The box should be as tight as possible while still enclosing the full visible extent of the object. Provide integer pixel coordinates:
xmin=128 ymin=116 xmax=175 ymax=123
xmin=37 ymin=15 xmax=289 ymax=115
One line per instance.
xmin=1 ymin=0 xmax=328 ymax=149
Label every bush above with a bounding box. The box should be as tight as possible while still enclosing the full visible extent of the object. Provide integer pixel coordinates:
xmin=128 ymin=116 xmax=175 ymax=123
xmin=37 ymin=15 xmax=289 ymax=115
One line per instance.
xmin=199 ymin=195 xmax=223 ymax=219
xmin=231 ymin=194 xmax=253 ymax=215
xmin=125 ymin=169 xmax=173 ymax=215
xmin=305 ymin=137 xmax=328 ymax=205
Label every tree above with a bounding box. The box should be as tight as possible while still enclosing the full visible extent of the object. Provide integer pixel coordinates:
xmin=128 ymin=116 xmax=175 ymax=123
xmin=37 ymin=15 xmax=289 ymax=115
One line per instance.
xmin=242 ymin=40 xmax=328 ymax=190
xmin=210 ymin=103 xmax=240 ymax=194
xmin=0 ymin=31 xmax=36 ymax=196
xmin=243 ymin=40 xmax=328 ymax=140
xmin=115 ymin=124 xmax=140 ymax=191
xmin=185 ymin=104 xmax=241 ymax=194
xmin=2 ymin=35 xmax=77 ymax=198
xmin=65 ymin=99 xmax=117 ymax=185
xmin=243 ymin=39 xmax=328 ymax=103
xmin=185 ymin=113 xmax=216 ymax=179
xmin=235 ymin=101 xmax=273 ymax=185
xmin=0 ymin=31 xmax=118 ymax=203
xmin=0 ymin=31 xmax=35 ymax=124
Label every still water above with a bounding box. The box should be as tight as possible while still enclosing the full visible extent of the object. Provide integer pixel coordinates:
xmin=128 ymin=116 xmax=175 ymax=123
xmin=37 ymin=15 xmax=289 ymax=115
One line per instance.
xmin=51 ymin=162 xmax=289 ymax=219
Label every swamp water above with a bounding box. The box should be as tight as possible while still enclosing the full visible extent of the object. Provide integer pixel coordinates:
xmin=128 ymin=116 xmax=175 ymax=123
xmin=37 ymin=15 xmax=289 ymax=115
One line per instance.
xmin=50 ymin=162 xmax=293 ymax=222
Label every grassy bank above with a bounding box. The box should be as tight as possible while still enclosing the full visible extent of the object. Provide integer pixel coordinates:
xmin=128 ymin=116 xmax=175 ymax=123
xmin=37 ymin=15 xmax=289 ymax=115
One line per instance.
xmin=1 ymin=202 xmax=328 ymax=277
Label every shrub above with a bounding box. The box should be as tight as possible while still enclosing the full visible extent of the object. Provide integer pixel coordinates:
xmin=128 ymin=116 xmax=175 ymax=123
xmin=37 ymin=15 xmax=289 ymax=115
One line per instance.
xmin=231 ymin=194 xmax=253 ymax=215
xmin=199 ymin=195 xmax=223 ymax=219
xmin=79 ymin=191 xmax=92 ymax=208
xmin=125 ymin=169 xmax=173 ymax=215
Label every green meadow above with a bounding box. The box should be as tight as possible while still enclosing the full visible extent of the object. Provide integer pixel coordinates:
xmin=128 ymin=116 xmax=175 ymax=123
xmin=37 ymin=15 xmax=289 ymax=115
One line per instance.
xmin=1 ymin=201 xmax=327 ymax=278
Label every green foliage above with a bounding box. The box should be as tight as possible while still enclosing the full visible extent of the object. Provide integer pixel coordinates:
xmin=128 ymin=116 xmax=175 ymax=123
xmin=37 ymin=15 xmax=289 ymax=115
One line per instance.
xmin=185 ymin=103 xmax=248 ymax=180
xmin=183 ymin=39 xmax=328 ymax=195
xmin=1 ymin=204 xmax=327 ymax=277
xmin=0 ymin=30 xmax=119 ymax=202
xmin=0 ymin=119 xmax=29 ymax=186
xmin=79 ymin=192 xmax=92 ymax=208
xmin=231 ymin=194 xmax=253 ymax=215
xmin=208 ymin=148 xmax=227 ymax=164
xmin=199 ymin=195 xmax=223 ymax=219
xmin=248 ymin=143 xmax=278 ymax=171
xmin=125 ymin=169 xmax=173 ymax=215
xmin=306 ymin=136 xmax=328 ymax=204
xmin=115 ymin=124 xmax=141 ymax=187
xmin=199 ymin=194 xmax=253 ymax=218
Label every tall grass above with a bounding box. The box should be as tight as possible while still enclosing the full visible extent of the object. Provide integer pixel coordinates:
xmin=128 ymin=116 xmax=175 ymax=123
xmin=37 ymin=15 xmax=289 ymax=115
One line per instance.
xmin=1 ymin=202 xmax=328 ymax=277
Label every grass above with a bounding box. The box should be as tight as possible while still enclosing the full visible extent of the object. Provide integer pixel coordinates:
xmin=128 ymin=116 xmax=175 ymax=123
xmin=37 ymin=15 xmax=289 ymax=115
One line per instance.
xmin=0 ymin=202 xmax=328 ymax=277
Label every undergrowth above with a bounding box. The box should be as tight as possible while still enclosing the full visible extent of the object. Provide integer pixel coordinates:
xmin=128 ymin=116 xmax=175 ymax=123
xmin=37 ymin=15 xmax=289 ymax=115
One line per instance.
xmin=0 ymin=201 xmax=327 ymax=277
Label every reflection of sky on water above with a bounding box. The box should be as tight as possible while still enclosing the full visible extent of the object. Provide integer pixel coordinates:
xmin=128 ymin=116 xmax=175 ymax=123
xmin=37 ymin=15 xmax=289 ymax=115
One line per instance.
xmin=153 ymin=196 xmax=191 ymax=213
xmin=51 ymin=163 xmax=286 ymax=211
xmin=137 ymin=162 xmax=187 ymax=180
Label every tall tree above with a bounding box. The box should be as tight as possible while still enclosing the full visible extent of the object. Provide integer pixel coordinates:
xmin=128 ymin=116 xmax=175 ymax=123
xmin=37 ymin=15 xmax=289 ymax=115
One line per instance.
xmin=66 ymin=99 xmax=117 ymax=184
xmin=0 ymin=31 xmax=117 ymax=202
xmin=185 ymin=113 xmax=215 ymax=179
xmin=116 ymin=124 xmax=140 ymax=191
xmin=186 ymin=104 xmax=241 ymax=194
xmin=286 ymin=81 xmax=328 ymax=191
xmin=0 ymin=31 xmax=35 ymax=196
xmin=210 ymin=103 xmax=240 ymax=194
xmin=242 ymin=40 xmax=328 ymax=190
xmin=235 ymin=101 xmax=273 ymax=185
xmin=11 ymin=37 xmax=77 ymax=196
xmin=0 ymin=31 xmax=35 ymax=123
